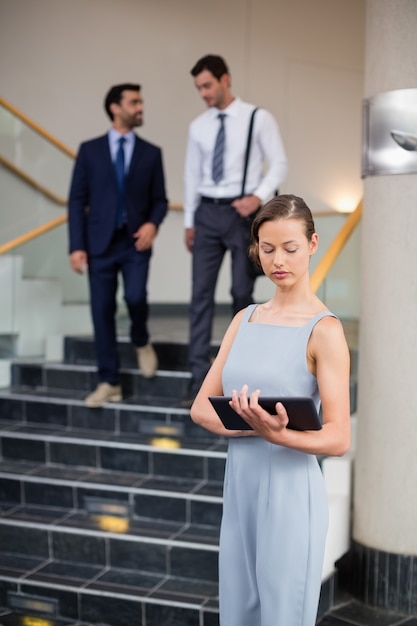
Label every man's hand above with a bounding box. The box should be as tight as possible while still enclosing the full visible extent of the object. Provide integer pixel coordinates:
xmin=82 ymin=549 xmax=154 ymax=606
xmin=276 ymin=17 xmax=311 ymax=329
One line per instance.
xmin=232 ymin=195 xmax=261 ymax=218
xmin=133 ymin=222 xmax=157 ymax=251
xmin=70 ymin=250 xmax=88 ymax=274
xmin=185 ymin=227 xmax=195 ymax=252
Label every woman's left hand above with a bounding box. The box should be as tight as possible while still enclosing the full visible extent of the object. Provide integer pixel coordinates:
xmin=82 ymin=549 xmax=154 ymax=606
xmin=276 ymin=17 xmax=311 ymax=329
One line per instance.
xmin=229 ymin=385 xmax=289 ymax=438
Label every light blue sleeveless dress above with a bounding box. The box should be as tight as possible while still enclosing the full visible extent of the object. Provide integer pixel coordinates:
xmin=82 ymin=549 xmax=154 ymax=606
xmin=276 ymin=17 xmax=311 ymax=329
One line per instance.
xmin=219 ymin=304 xmax=334 ymax=626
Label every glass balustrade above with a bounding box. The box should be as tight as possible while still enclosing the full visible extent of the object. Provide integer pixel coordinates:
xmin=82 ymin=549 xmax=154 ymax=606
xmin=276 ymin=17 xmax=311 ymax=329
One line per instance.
xmin=0 ymin=102 xmax=74 ymax=200
xmin=314 ymin=214 xmax=361 ymax=322
xmin=0 ymin=101 xmax=71 ymax=249
xmin=0 ymin=100 xmax=83 ymax=360
xmin=0 ymin=98 xmax=360 ymax=362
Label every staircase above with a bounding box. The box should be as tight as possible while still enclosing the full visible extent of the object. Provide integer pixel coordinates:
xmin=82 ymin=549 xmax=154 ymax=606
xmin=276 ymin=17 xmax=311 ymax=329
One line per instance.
xmin=0 ymin=326 xmax=356 ymax=625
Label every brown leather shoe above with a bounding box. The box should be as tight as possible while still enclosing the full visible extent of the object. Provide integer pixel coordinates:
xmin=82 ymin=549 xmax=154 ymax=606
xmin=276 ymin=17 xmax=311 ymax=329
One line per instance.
xmin=136 ymin=343 xmax=158 ymax=378
xmin=84 ymin=383 xmax=122 ymax=408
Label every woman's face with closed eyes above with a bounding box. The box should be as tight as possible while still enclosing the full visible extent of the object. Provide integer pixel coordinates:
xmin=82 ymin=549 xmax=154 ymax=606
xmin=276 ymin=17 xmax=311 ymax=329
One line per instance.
xmin=258 ymin=218 xmax=318 ymax=289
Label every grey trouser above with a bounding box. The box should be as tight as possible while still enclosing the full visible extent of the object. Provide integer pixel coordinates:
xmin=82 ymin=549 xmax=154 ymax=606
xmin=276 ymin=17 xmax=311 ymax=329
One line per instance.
xmin=189 ymin=200 xmax=255 ymax=383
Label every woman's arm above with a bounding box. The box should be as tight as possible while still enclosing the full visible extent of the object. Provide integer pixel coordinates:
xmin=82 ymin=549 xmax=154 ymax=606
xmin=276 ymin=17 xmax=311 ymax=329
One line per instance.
xmin=228 ymin=316 xmax=351 ymax=456
xmin=190 ymin=309 xmax=256 ymax=438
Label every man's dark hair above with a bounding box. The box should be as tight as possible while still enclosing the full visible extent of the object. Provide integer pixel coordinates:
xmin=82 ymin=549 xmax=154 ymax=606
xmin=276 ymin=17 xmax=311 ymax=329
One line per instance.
xmin=190 ymin=55 xmax=229 ymax=81
xmin=104 ymin=83 xmax=141 ymax=121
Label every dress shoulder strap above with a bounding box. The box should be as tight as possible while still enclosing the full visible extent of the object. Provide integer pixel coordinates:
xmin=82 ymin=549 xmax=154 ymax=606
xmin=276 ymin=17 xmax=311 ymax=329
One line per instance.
xmin=241 ymin=303 xmax=257 ymax=323
xmin=304 ymin=310 xmax=337 ymax=335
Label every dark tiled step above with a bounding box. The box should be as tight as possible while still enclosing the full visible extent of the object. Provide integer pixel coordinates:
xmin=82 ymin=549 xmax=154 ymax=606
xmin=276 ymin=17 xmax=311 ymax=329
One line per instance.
xmin=0 ymin=504 xmax=220 ymax=546
xmin=0 ymin=605 xmax=92 ymax=626
xmin=0 ymin=390 xmax=227 ymax=484
xmin=0 ymin=495 xmax=221 ymax=616
xmin=65 ymin=337 xmax=189 ymax=371
xmin=0 ymin=555 xmax=340 ymax=626
xmin=0 ymin=422 xmax=226 ymax=467
xmin=0 ymin=557 xmax=220 ymax=625
xmin=0 ymin=510 xmax=219 ymax=581
xmin=0 ymin=389 xmax=225 ymax=442
xmin=8 ymin=360 xmax=359 ymax=414
xmin=0 ymin=576 xmax=345 ymax=626
xmin=62 ymin=337 xmax=358 ymax=411
xmin=64 ymin=336 xmax=220 ymax=372
xmin=10 ymin=362 xmax=191 ymax=401
xmin=317 ymin=598 xmax=417 ymax=625
xmin=0 ymin=462 xmax=223 ymax=526
xmin=0 ymin=427 xmax=226 ymax=482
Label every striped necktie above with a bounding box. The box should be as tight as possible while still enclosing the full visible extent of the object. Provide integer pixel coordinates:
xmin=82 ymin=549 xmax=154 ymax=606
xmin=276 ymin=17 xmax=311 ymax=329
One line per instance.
xmin=212 ymin=113 xmax=226 ymax=184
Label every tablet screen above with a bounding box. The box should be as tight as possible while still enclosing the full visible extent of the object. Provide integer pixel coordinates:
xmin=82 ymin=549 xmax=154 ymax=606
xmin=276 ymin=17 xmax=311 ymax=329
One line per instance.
xmin=208 ymin=396 xmax=322 ymax=431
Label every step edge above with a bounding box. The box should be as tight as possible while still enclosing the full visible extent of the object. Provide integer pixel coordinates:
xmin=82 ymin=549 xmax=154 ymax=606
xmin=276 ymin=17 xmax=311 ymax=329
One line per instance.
xmin=0 ymin=572 xmax=217 ymax=611
xmin=11 ymin=362 xmax=192 ymax=378
xmin=0 ymin=429 xmax=227 ymax=458
xmin=0 ymin=471 xmax=224 ymax=503
xmin=0 ymin=390 xmax=192 ymax=415
xmin=0 ymin=518 xmax=219 ymax=552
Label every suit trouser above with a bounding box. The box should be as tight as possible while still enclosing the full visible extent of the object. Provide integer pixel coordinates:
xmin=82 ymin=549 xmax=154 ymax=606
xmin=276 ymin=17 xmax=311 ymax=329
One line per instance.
xmin=88 ymin=227 xmax=151 ymax=385
xmin=189 ymin=201 xmax=255 ymax=383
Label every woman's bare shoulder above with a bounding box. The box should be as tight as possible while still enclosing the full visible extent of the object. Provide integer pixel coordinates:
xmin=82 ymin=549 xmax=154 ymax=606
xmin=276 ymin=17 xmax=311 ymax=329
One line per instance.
xmin=310 ymin=313 xmax=348 ymax=352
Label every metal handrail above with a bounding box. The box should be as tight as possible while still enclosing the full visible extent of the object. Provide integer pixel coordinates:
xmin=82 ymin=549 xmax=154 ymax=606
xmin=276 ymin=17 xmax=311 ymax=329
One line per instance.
xmin=310 ymin=200 xmax=363 ymax=293
xmin=0 ymin=97 xmax=76 ymax=159
xmin=0 ymin=155 xmax=67 ymax=206
xmin=0 ymin=215 xmax=67 ymax=255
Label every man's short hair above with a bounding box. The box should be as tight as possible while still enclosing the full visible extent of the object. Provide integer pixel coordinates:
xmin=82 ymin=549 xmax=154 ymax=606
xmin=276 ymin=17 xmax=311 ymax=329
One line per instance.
xmin=190 ymin=55 xmax=229 ymax=81
xmin=104 ymin=83 xmax=141 ymax=120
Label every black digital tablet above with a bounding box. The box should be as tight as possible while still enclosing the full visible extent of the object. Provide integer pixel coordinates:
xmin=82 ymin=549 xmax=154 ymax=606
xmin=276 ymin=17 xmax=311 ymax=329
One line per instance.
xmin=208 ymin=396 xmax=322 ymax=431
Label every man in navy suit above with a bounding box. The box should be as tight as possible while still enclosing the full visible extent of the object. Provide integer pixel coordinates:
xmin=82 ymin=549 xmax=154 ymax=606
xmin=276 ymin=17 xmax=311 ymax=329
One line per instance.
xmin=68 ymin=83 xmax=168 ymax=407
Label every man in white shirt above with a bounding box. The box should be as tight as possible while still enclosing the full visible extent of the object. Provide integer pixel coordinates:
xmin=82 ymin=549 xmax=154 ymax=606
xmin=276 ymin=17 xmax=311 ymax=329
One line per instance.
xmin=183 ymin=55 xmax=288 ymax=402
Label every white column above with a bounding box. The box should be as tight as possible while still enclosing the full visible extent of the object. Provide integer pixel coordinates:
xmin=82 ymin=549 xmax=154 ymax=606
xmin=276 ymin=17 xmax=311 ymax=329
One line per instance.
xmin=352 ymin=0 xmax=417 ymax=612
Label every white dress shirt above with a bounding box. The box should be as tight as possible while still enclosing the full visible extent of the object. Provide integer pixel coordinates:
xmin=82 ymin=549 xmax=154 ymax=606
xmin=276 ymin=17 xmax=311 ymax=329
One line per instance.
xmin=183 ymin=97 xmax=288 ymax=228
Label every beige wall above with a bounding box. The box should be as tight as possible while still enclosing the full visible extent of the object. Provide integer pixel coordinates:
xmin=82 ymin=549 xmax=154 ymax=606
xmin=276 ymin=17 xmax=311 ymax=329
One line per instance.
xmin=0 ymin=0 xmax=365 ymax=307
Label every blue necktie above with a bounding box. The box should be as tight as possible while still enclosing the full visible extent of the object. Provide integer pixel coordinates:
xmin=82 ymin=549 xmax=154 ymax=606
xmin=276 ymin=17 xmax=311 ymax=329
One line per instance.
xmin=115 ymin=136 xmax=126 ymax=228
xmin=212 ymin=113 xmax=226 ymax=184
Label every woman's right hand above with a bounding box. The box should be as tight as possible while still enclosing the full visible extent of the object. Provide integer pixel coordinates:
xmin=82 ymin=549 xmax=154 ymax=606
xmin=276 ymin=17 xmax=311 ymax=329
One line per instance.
xmin=229 ymin=385 xmax=289 ymax=437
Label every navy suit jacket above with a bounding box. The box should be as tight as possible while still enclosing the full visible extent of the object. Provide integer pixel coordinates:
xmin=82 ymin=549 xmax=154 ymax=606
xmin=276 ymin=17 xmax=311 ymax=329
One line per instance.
xmin=68 ymin=133 xmax=168 ymax=256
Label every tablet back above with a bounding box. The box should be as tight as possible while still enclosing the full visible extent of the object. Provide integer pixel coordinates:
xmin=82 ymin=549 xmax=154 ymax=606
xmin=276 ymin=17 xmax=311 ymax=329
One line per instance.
xmin=208 ymin=396 xmax=322 ymax=431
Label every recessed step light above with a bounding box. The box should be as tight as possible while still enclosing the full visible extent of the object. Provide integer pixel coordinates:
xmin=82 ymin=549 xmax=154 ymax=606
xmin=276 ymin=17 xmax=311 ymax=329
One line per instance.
xmin=7 ymin=590 xmax=58 ymax=617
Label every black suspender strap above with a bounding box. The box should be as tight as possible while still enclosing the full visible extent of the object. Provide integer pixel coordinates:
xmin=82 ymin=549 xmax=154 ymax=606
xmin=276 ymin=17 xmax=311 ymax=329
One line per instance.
xmin=241 ymin=107 xmax=259 ymax=198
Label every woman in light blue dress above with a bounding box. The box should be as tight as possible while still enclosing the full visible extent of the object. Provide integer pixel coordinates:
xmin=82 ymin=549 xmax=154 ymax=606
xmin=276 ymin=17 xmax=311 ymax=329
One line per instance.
xmin=191 ymin=195 xmax=351 ymax=626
